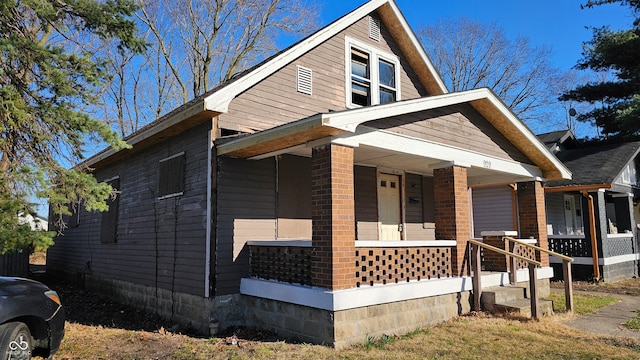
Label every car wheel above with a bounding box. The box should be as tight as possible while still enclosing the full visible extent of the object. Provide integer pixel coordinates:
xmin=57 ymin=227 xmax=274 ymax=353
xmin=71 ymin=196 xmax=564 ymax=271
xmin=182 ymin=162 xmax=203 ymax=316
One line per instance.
xmin=0 ymin=322 xmax=33 ymax=360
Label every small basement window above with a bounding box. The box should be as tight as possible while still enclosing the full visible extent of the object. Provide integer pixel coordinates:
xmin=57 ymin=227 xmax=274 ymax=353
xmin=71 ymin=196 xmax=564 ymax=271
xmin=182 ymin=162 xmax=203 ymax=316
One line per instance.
xmin=159 ymin=152 xmax=185 ymax=199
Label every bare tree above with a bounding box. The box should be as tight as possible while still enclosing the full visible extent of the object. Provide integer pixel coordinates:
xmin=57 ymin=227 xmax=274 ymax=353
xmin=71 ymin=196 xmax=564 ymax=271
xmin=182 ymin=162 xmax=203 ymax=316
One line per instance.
xmin=93 ymin=0 xmax=319 ymax=136
xmin=419 ymin=17 xmax=566 ymax=128
xmin=136 ymin=0 xmax=318 ymax=114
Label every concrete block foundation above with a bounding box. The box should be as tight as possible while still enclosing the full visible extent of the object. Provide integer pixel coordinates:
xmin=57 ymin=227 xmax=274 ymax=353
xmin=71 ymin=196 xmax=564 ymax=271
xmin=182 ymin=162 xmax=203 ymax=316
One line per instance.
xmin=244 ymin=291 xmax=472 ymax=349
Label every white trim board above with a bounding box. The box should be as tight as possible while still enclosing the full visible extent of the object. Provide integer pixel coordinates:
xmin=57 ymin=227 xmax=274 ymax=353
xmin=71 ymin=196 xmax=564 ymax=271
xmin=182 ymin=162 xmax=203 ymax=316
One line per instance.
xmin=550 ymin=254 xmax=640 ymax=266
xmin=240 ymin=267 xmax=554 ymax=311
xmin=339 ymin=126 xmax=544 ymax=179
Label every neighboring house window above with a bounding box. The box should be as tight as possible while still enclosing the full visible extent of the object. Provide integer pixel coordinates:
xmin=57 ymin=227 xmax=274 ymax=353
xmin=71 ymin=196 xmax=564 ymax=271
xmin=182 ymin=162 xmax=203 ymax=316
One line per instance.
xmin=346 ymin=37 xmax=400 ymax=108
xmin=100 ymin=177 xmax=119 ymax=244
xmin=158 ymin=152 xmax=185 ymax=199
xmin=562 ymin=194 xmax=584 ymax=235
xmin=620 ymin=161 xmax=639 ymax=186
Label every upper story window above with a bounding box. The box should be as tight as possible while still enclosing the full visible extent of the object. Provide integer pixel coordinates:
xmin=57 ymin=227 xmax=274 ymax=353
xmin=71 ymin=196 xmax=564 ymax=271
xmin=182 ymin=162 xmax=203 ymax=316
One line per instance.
xmin=346 ymin=37 xmax=400 ymax=108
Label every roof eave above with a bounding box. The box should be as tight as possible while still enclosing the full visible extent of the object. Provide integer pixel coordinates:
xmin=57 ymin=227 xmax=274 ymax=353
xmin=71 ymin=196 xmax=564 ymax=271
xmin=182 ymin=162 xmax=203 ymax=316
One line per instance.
xmin=80 ymin=99 xmax=213 ymax=169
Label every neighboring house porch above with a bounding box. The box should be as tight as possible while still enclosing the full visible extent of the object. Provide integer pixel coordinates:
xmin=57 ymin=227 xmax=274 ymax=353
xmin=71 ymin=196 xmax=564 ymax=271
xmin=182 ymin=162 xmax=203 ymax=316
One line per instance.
xmin=542 ymin=135 xmax=640 ymax=282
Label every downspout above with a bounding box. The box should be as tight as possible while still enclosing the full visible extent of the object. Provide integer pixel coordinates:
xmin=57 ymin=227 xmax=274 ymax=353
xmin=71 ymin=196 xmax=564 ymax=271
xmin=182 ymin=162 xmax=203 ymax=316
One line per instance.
xmin=510 ymin=184 xmax=519 ymax=234
xmin=205 ymin=121 xmax=215 ymax=298
xmin=582 ymin=190 xmax=601 ymax=280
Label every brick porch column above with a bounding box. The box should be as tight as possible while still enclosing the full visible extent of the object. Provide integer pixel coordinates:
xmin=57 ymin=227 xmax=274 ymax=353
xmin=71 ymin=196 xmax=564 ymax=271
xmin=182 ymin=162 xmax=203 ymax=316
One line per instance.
xmin=433 ymin=165 xmax=471 ymax=276
xmin=311 ymin=143 xmax=356 ymax=290
xmin=517 ymin=181 xmax=549 ymax=267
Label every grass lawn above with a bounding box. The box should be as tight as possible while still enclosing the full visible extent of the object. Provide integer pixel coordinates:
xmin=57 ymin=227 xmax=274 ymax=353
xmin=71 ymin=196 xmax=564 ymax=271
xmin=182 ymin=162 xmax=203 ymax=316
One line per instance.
xmin=545 ymin=291 xmax=620 ymax=315
xmin=55 ymin=314 xmax=640 ymax=359
xmin=48 ymin=267 xmax=640 ymax=359
xmin=625 ymin=311 xmax=640 ymax=330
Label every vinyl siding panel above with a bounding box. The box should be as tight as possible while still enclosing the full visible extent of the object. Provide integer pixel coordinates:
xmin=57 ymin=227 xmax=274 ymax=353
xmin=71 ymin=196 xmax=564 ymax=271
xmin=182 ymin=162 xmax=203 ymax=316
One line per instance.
xmin=366 ymin=104 xmax=531 ymax=164
xmin=219 ymin=12 xmax=428 ymax=132
xmin=216 ymin=157 xmax=276 ymax=295
xmin=355 ymin=166 xmax=378 ymax=240
xmin=472 ymin=186 xmax=516 ymax=238
xmin=405 ymin=173 xmax=435 ymax=240
xmin=277 ymin=155 xmax=312 ymax=239
xmin=47 ymin=122 xmax=211 ymax=297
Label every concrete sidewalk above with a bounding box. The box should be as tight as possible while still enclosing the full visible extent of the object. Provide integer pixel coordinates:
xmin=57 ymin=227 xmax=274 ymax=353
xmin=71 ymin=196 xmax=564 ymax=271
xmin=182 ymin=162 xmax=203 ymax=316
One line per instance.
xmin=561 ymin=290 xmax=640 ymax=339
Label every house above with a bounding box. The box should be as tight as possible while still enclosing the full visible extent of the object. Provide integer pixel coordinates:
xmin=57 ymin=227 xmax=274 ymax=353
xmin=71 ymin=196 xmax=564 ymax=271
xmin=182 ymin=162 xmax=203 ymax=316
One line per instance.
xmin=47 ymin=0 xmax=571 ymax=348
xmin=18 ymin=213 xmax=48 ymax=232
xmin=540 ymin=130 xmax=640 ymax=282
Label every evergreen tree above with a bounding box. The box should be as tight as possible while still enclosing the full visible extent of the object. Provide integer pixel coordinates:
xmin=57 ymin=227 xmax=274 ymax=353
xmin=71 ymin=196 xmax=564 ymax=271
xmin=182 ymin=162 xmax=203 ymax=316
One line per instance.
xmin=0 ymin=0 xmax=145 ymax=253
xmin=560 ymin=0 xmax=640 ymax=137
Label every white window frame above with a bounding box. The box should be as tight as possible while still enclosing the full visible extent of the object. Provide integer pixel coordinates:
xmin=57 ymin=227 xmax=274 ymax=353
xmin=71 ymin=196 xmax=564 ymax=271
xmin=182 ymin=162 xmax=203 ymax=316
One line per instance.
xmin=345 ymin=36 xmax=401 ymax=108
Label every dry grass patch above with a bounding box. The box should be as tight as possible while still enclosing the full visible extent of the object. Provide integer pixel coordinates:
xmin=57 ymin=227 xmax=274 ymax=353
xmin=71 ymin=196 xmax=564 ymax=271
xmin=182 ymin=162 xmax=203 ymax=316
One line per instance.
xmin=55 ymin=315 xmax=640 ymax=359
xmin=553 ymin=278 xmax=640 ymax=296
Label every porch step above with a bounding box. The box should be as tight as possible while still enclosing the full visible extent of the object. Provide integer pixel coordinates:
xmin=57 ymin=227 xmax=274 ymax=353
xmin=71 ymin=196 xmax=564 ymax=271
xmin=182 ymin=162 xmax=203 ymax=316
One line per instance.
xmin=491 ymin=299 xmax=554 ymax=317
xmin=481 ymin=286 xmax=526 ymax=312
xmin=481 ymin=285 xmax=553 ymax=317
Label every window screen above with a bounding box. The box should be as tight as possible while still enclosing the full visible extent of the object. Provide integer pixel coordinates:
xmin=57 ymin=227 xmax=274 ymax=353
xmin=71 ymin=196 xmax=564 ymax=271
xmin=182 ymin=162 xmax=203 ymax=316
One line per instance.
xmin=159 ymin=153 xmax=185 ymax=198
xmin=100 ymin=177 xmax=119 ymax=244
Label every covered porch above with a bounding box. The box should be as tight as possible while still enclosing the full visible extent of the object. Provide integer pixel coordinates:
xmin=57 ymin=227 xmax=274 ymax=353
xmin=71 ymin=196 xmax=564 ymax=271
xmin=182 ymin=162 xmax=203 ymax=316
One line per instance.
xmin=216 ymin=89 xmax=570 ymax=347
xmin=546 ymin=185 xmax=639 ymax=281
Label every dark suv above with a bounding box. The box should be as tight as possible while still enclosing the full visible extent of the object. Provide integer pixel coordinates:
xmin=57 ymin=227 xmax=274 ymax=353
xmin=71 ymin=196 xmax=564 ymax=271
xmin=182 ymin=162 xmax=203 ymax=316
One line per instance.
xmin=0 ymin=277 xmax=65 ymax=359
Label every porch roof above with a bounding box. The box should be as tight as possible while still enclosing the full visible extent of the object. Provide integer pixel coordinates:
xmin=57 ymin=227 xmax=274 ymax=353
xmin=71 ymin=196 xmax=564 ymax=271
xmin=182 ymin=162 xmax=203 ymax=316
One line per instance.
xmin=217 ymin=88 xmax=571 ymax=184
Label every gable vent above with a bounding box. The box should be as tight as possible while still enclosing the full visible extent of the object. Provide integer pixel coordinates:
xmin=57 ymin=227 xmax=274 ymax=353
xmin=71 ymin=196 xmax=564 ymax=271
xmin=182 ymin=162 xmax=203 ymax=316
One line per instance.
xmin=369 ymin=16 xmax=381 ymax=41
xmin=297 ymin=65 xmax=312 ymax=95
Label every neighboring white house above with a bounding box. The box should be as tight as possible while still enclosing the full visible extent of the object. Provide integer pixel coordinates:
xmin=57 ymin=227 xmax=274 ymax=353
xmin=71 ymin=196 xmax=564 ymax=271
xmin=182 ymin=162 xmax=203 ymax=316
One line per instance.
xmin=18 ymin=213 xmax=48 ymax=231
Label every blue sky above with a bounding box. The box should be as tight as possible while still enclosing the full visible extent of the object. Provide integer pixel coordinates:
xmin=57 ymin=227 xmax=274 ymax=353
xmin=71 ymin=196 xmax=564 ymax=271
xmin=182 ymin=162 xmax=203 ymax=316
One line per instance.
xmin=319 ymin=0 xmax=634 ymax=71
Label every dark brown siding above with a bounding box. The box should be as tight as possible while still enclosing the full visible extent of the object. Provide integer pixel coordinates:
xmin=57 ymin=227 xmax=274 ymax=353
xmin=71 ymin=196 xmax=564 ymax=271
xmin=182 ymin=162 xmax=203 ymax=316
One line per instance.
xmin=47 ymin=122 xmax=211 ymax=297
xmin=219 ymin=11 xmax=429 ymax=132
xmin=354 ymin=166 xmax=378 ymax=240
xmin=366 ymin=103 xmax=531 ymax=164
xmin=277 ymin=155 xmax=312 ymax=238
xmin=471 ymin=185 xmax=516 ymax=238
xmin=216 ymin=157 xmax=276 ymax=295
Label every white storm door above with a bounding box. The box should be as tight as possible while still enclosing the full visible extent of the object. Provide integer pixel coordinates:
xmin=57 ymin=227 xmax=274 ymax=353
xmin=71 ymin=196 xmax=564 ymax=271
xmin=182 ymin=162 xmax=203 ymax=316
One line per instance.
xmin=378 ymin=173 xmax=402 ymax=241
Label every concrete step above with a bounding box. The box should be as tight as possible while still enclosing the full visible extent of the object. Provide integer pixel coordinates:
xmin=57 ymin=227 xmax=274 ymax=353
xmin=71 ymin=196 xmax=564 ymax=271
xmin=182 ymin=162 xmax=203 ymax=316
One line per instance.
xmin=481 ymin=286 xmax=527 ymax=312
xmin=492 ymin=299 xmax=554 ymax=317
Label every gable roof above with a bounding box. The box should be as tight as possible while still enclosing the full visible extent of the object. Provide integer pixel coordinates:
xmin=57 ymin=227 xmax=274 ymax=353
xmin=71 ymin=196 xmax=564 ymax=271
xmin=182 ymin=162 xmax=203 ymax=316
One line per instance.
xmin=546 ymin=141 xmax=640 ymax=188
xmin=218 ymin=88 xmax=572 ymax=181
xmin=537 ymin=130 xmax=576 ymax=151
xmin=202 ymin=0 xmax=448 ymax=113
xmin=83 ymin=0 xmax=447 ymax=169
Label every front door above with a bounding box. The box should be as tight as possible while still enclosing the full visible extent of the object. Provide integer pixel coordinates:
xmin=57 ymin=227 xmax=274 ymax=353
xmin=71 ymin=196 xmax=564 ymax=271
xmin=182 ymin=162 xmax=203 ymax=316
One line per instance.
xmin=378 ymin=173 xmax=402 ymax=240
